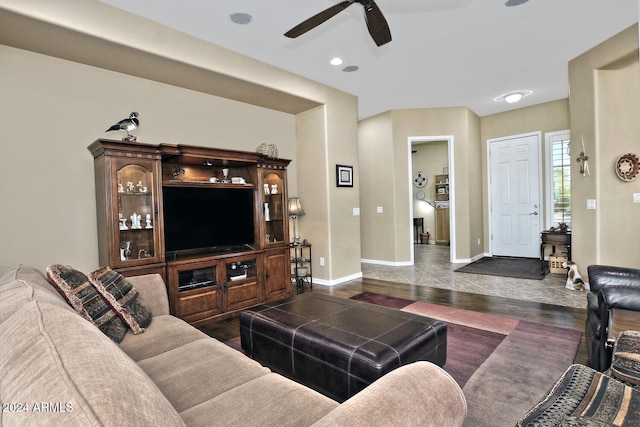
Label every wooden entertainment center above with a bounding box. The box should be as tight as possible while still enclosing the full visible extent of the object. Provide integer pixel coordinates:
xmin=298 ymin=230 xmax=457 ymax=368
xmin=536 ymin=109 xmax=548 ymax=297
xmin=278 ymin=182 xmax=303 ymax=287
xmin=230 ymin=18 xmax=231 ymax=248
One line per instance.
xmin=88 ymin=139 xmax=292 ymax=325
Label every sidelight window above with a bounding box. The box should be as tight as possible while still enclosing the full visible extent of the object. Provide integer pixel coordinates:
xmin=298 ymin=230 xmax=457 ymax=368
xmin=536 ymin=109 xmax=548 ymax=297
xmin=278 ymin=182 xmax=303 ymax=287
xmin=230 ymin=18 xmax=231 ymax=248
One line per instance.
xmin=545 ymin=130 xmax=571 ymax=229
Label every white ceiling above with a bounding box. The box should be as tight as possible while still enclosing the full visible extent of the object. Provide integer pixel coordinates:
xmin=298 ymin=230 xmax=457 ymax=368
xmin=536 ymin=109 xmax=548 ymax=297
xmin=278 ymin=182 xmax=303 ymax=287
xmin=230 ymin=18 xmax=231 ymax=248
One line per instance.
xmin=101 ymin=0 xmax=637 ymax=119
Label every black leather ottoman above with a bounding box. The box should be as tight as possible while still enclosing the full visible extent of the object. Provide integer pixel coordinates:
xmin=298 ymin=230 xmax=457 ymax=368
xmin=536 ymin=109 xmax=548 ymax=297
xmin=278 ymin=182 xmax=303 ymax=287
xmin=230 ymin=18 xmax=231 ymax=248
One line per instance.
xmin=240 ymin=293 xmax=447 ymax=402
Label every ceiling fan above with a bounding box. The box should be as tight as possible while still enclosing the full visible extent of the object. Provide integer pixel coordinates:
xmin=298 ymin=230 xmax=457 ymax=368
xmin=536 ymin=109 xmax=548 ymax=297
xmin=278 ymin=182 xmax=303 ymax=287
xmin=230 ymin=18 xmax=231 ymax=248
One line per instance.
xmin=285 ymin=0 xmax=392 ymax=47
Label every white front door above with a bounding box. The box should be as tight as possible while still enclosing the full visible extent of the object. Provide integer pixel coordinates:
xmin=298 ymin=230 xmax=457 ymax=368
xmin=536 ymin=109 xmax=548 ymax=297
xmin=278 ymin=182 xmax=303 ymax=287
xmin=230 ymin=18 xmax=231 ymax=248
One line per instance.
xmin=489 ymin=133 xmax=542 ymax=258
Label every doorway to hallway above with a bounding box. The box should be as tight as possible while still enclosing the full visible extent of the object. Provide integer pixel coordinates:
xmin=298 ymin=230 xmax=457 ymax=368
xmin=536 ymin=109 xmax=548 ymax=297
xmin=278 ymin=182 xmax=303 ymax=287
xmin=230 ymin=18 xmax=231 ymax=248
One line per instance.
xmin=409 ymin=136 xmax=454 ymax=263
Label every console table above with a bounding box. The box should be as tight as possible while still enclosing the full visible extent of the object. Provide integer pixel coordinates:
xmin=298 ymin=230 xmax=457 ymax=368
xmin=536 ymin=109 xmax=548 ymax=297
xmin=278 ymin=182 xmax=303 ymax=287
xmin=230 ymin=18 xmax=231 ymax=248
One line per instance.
xmin=540 ymin=231 xmax=571 ymax=273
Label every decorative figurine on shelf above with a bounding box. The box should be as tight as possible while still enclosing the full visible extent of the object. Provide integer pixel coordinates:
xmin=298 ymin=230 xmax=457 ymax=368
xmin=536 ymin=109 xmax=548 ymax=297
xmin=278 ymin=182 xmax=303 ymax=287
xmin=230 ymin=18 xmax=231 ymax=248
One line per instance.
xmin=171 ymin=167 xmax=185 ymax=181
xmin=126 ymin=181 xmax=135 ymax=193
xmin=118 ymin=182 xmax=124 ymax=193
xmin=105 ymin=112 xmax=140 ymax=142
xmin=222 ymin=168 xmax=231 ymax=183
xmin=136 ymin=181 xmax=147 ymax=193
xmin=130 ymin=213 xmax=142 ymax=229
xmin=118 ymin=213 xmax=128 ymax=230
xmin=264 ymin=203 xmax=271 ymax=221
xmin=271 ymin=184 xmax=278 ymax=194
xmin=145 ymin=213 xmax=152 ymax=229
xmin=121 ymin=241 xmax=132 ymax=261
xmin=264 ymin=184 xmax=270 ymax=195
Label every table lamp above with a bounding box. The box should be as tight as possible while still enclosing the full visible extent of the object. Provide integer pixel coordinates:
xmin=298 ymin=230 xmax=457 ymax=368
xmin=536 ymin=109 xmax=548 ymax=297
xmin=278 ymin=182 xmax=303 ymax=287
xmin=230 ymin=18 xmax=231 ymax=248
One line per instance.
xmin=288 ymin=197 xmax=305 ymax=244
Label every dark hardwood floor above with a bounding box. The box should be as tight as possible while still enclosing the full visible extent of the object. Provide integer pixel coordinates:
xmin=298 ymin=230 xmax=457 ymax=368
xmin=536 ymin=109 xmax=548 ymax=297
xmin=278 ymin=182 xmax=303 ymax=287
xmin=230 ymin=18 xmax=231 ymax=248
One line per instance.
xmin=198 ymin=276 xmax=590 ymax=366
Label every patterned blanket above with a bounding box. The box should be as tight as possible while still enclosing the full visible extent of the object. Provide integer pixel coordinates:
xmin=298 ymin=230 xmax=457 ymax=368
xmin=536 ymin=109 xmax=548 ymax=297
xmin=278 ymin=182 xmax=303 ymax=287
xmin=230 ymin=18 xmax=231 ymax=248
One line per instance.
xmin=518 ymin=364 xmax=640 ymax=426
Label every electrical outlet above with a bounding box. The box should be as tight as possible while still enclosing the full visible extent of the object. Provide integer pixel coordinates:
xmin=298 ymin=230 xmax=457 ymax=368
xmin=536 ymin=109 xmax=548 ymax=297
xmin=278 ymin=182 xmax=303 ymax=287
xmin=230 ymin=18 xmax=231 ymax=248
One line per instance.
xmin=477 ymin=238 xmax=481 ymax=245
xmin=319 ymin=257 xmax=325 ymax=267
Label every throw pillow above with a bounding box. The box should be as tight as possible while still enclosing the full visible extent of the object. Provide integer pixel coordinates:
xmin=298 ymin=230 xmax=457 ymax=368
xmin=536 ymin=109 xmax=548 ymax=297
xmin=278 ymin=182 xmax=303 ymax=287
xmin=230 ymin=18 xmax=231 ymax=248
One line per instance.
xmin=88 ymin=266 xmax=152 ymax=334
xmin=46 ymin=264 xmax=129 ymax=343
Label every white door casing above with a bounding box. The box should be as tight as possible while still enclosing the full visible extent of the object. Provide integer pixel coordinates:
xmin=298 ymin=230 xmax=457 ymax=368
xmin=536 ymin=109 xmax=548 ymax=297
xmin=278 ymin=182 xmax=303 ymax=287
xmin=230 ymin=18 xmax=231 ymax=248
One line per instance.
xmin=488 ymin=132 xmax=542 ymax=258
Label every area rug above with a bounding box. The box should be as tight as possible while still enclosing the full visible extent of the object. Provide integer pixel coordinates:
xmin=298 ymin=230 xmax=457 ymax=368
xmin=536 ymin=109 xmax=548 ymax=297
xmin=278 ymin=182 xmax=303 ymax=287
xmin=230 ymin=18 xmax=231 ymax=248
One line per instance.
xmin=349 ymin=292 xmax=582 ymax=427
xmin=454 ymin=256 xmax=546 ymax=280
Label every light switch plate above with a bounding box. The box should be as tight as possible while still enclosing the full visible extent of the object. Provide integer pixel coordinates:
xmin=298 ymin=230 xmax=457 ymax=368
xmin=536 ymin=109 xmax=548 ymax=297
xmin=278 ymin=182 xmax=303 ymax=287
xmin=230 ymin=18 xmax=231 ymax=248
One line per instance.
xmin=353 ymin=207 xmax=360 ymax=216
xmin=376 ymin=206 xmax=383 ymax=214
xmin=634 ymin=193 xmax=640 ymax=203
xmin=587 ymin=199 xmax=596 ymax=210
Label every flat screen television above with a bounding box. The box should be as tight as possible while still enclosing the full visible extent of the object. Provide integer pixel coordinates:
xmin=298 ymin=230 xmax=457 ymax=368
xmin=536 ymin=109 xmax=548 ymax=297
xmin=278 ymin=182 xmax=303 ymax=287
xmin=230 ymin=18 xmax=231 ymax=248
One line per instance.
xmin=162 ymin=186 xmax=255 ymax=256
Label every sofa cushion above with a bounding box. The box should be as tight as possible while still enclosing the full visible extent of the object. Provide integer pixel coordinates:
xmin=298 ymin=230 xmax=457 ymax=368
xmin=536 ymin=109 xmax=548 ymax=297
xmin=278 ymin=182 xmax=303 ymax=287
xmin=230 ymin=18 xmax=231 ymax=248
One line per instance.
xmin=88 ymin=266 xmax=152 ymax=334
xmin=46 ymin=264 xmax=129 ymax=343
xmin=127 ymin=274 xmax=171 ymax=316
xmin=0 ymin=300 xmax=185 ymax=427
xmin=119 ymin=314 xmax=210 ymax=361
xmin=1 ymin=265 xmax=59 ymax=290
xmin=137 ymin=339 xmax=271 ymax=412
xmin=179 ymin=372 xmax=339 ymax=427
xmin=0 ymin=266 xmax=73 ymax=324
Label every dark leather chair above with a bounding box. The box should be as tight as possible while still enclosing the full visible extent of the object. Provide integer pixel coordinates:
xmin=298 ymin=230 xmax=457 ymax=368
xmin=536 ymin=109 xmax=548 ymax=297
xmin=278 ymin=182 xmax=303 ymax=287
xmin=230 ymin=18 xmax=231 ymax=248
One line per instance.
xmin=585 ymin=265 xmax=640 ymax=371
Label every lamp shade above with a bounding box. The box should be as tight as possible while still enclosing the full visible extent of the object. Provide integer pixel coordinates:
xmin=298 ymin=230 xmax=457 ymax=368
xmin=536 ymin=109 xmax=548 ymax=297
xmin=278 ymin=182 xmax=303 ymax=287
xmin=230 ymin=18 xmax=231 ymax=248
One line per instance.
xmin=288 ymin=197 xmax=305 ymax=217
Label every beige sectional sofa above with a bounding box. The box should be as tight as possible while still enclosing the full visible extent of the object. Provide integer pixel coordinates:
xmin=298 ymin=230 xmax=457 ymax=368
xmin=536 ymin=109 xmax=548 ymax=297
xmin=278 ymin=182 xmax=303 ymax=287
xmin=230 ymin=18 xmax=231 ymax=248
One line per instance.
xmin=0 ymin=265 xmax=467 ymax=426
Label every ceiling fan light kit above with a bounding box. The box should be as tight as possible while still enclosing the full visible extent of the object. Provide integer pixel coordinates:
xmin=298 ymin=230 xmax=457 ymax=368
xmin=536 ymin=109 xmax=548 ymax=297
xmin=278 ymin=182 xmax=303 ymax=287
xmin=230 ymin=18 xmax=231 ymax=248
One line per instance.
xmin=285 ymin=0 xmax=392 ymax=47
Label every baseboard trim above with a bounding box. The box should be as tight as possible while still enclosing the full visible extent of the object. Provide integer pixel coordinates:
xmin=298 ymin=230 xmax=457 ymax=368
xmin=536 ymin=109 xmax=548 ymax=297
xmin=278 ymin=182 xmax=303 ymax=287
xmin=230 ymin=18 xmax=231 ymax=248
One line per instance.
xmin=313 ymin=271 xmax=363 ymax=287
xmin=361 ymin=258 xmax=413 ymax=267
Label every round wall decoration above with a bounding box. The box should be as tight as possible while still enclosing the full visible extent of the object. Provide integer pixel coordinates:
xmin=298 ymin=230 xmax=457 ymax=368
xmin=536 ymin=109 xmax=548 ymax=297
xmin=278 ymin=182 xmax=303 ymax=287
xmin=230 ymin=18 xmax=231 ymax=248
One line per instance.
xmin=413 ymin=171 xmax=427 ymax=187
xmin=416 ymin=190 xmax=425 ymax=200
xmin=615 ymin=153 xmax=640 ymax=182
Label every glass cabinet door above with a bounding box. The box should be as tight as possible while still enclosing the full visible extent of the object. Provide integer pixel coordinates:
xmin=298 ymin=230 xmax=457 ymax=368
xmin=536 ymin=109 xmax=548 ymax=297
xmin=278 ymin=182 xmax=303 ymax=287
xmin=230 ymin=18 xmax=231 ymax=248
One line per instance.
xmin=114 ymin=160 xmax=161 ymax=266
xmin=261 ymin=169 xmax=287 ymax=246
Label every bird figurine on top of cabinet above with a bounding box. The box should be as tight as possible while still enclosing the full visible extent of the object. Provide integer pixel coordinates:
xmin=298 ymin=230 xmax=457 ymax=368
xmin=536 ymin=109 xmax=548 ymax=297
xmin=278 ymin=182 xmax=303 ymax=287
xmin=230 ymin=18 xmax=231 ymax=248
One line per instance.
xmin=105 ymin=112 xmax=139 ymax=142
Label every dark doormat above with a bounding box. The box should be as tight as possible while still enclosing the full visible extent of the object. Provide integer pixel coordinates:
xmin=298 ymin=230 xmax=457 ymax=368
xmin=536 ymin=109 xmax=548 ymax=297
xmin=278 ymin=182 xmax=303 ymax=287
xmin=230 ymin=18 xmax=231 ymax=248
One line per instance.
xmin=455 ymin=256 xmax=546 ymax=280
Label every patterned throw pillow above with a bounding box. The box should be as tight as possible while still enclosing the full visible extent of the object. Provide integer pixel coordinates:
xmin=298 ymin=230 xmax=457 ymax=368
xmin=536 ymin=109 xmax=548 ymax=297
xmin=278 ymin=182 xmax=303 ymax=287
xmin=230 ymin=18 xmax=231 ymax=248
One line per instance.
xmin=88 ymin=266 xmax=152 ymax=334
xmin=46 ymin=264 xmax=129 ymax=343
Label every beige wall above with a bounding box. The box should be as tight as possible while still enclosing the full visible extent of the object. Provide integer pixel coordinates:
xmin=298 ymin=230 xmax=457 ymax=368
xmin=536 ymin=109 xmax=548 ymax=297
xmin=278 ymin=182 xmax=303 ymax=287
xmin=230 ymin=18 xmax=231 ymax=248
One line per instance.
xmin=296 ymin=99 xmax=362 ymax=285
xmin=0 ymin=45 xmax=295 ymax=273
xmin=569 ymin=24 xmax=640 ymax=268
xmin=0 ymin=0 xmax=361 ymax=283
xmin=358 ymin=107 xmax=484 ymax=263
xmin=357 ymin=99 xmax=574 ymax=265
xmin=358 ymin=112 xmax=396 ymax=262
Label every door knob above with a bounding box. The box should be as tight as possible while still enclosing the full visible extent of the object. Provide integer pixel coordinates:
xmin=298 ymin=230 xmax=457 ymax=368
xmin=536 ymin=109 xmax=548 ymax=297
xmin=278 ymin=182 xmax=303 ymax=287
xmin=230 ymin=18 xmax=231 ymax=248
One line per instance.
xmin=529 ymin=211 xmax=538 ymax=215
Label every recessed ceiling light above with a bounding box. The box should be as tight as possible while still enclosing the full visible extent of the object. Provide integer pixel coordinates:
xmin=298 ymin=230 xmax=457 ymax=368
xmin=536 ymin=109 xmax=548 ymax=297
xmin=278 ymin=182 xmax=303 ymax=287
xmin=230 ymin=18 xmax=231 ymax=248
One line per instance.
xmin=342 ymin=65 xmax=359 ymax=72
xmin=505 ymin=0 xmax=529 ymax=6
xmin=494 ymin=90 xmax=532 ymax=104
xmin=230 ymin=12 xmax=252 ymax=25
xmin=330 ymin=57 xmax=343 ymax=66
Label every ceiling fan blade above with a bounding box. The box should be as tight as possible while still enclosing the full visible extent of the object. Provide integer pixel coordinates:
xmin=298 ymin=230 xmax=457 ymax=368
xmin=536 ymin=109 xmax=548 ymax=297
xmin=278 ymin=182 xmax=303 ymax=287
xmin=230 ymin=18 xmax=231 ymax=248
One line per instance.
xmin=363 ymin=2 xmax=392 ymax=46
xmin=285 ymin=1 xmax=355 ymax=39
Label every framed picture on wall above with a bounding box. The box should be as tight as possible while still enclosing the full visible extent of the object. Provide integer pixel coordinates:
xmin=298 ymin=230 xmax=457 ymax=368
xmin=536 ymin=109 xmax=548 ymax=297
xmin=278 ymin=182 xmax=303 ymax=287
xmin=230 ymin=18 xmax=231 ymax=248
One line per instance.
xmin=336 ymin=164 xmax=353 ymax=187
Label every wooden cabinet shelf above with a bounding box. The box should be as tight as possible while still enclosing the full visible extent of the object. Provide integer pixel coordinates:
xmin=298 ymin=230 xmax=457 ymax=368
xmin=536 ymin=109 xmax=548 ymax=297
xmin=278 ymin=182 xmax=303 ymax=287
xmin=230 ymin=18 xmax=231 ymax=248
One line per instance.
xmin=433 ymin=174 xmax=450 ymax=245
xmin=89 ymin=139 xmax=293 ymax=325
